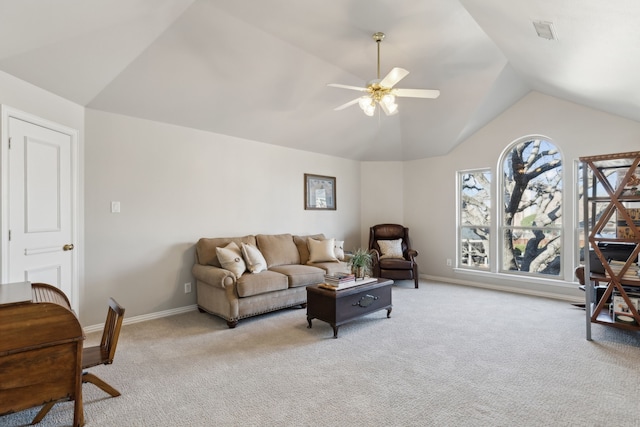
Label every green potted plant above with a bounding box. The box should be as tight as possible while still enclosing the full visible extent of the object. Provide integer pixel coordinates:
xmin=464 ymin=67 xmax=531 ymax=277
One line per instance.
xmin=348 ymin=248 xmax=373 ymax=279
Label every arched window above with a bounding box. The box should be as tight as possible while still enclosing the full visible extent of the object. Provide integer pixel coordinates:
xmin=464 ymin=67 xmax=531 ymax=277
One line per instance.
xmin=500 ymin=137 xmax=563 ymax=276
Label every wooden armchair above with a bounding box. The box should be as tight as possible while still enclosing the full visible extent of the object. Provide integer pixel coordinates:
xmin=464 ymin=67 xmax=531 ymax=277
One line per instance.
xmin=369 ymin=224 xmax=419 ymax=288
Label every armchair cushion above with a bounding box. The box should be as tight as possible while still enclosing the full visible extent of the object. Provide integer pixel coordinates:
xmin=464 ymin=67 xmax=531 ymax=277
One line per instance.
xmin=379 ymin=258 xmax=413 ymax=270
xmin=378 ymin=239 xmax=404 ymax=259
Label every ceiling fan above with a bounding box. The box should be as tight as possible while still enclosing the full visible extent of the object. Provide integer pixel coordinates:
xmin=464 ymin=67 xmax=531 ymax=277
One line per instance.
xmin=328 ymin=32 xmax=440 ymax=116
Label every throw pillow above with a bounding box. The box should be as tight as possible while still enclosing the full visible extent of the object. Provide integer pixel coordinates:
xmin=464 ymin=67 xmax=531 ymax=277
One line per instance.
xmin=378 ymin=238 xmax=404 ymax=259
xmin=215 ymin=242 xmax=246 ymax=278
xmin=241 ymin=243 xmax=267 ymax=273
xmin=307 ymin=237 xmax=338 ymax=263
xmin=333 ymin=239 xmax=345 ymax=261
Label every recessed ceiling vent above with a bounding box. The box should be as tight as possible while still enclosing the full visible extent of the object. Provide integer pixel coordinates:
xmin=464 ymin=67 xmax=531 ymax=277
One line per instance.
xmin=532 ymin=20 xmax=557 ymax=41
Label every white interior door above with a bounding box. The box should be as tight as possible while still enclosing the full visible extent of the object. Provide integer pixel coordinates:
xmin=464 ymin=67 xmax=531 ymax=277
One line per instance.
xmin=1 ymin=107 xmax=78 ymax=311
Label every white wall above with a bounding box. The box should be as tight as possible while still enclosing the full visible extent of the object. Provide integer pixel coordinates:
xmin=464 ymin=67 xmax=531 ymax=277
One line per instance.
xmin=84 ymin=109 xmax=361 ymax=325
xmin=0 ymin=71 xmax=85 ymax=131
xmin=359 ymin=161 xmax=404 ymax=247
xmin=390 ymin=92 xmax=640 ymax=299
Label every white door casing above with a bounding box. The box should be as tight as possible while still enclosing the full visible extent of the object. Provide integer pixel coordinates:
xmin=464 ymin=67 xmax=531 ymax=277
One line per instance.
xmin=1 ymin=106 xmax=79 ymax=312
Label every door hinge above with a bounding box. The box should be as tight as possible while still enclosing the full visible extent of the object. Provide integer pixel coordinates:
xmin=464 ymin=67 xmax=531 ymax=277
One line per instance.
xmin=8 ymin=137 xmax=11 ymax=149
xmin=8 ymin=230 xmax=11 ymax=241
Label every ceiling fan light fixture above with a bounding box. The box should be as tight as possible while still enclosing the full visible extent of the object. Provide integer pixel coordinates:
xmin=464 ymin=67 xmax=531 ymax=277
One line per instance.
xmin=381 ymin=93 xmax=396 ymax=107
xmin=362 ymin=100 xmax=376 ymax=116
xmin=358 ymin=96 xmax=371 ymax=109
xmin=384 ymin=102 xmax=398 ymax=115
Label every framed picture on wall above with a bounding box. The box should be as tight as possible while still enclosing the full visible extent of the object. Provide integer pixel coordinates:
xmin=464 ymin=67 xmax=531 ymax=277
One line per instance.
xmin=304 ymin=174 xmax=336 ymax=210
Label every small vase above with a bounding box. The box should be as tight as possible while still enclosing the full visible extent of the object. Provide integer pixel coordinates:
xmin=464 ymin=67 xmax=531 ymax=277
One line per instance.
xmin=354 ymin=266 xmax=365 ymax=279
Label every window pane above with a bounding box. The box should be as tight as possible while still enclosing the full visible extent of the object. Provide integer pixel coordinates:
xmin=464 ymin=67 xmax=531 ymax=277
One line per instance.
xmin=460 ymin=227 xmax=489 ymax=268
xmin=461 ymin=171 xmax=491 ymax=226
xmin=503 ymin=228 xmax=561 ymax=276
xmin=503 ymin=139 xmax=562 ymax=227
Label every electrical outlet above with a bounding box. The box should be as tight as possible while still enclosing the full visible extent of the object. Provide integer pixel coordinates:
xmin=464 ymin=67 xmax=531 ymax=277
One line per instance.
xmin=184 ymin=282 xmax=192 ymax=293
xmin=446 ymin=259 xmax=452 ymax=267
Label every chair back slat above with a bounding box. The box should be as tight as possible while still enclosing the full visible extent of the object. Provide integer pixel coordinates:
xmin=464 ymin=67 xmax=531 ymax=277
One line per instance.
xmin=99 ymin=297 xmax=125 ymax=363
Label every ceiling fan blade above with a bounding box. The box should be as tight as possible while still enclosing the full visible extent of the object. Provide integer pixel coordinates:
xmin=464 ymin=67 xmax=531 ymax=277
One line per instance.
xmin=393 ymin=88 xmax=440 ymax=99
xmin=334 ymin=97 xmax=362 ymax=111
xmin=379 ymin=67 xmax=409 ymax=88
xmin=328 ymin=83 xmax=367 ymax=92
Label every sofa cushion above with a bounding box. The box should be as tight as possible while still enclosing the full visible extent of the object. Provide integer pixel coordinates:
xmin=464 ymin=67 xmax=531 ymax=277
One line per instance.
xmin=241 ymin=243 xmax=268 ymax=273
xmin=307 ymin=237 xmax=338 ymax=263
xmin=293 ymin=233 xmax=325 ymax=264
xmin=216 ymin=242 xmax=246 ymax=278
xmin=236 ymin=270 xmax=288 ymax=297
xmin=309 ymin=261 xmax=350 ymax=276
xmin=378 ymin=238 xmax=404 ymax=259
xmin=196 ymin=235 xmax=257 ymax=267
xmin=269 ymin=264 xmax=325 ymax=288
xmin=256 ymin=234 xmax=300 ymax=268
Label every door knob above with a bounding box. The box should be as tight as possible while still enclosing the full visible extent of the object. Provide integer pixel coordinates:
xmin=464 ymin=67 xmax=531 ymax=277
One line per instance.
xmin=63 ymin=244 xmax=74 ymax=251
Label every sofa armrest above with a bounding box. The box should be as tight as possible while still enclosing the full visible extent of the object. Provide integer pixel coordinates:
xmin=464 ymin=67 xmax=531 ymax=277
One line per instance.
xmin=192 ymin=264 xmax=235 ymax=289
xmin=407 ymin=249 xmax=418 ymax=261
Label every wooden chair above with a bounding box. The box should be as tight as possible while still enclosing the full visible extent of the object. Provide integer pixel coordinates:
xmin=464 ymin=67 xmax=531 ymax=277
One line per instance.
xmin=32 ymin=297 xmax=125 ymax=425
xmin=82 ymin=297 xmax=125 ymax=396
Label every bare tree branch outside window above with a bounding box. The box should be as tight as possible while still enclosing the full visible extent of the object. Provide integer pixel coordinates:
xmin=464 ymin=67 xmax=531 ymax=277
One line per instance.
xmin=502 ymin=139 xmax=562 ymax=275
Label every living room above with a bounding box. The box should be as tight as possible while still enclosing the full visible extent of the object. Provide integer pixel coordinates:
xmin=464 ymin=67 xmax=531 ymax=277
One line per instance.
xmin=2 ymin=1 xmax=640 ymax=425
xmin=2 ymin=1 xmax=639 ymax=329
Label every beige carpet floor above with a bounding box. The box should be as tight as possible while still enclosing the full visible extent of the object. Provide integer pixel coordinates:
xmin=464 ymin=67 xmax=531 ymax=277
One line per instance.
xmin=2 ymin=280 xmax=640 ymax=427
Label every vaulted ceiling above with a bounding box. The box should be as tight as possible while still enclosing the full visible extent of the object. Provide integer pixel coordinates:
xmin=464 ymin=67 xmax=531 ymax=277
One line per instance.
xmin=1 ymin=0 xmax=639 ymax=161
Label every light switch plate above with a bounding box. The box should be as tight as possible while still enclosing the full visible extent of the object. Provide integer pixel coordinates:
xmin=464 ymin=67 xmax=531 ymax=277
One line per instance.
xmin=111 ymin=201 xmax=121 ymax=213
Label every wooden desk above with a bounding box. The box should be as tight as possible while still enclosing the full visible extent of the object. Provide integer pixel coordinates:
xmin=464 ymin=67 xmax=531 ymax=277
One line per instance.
xmin=0 ymin=282 xmax=85 ymax=426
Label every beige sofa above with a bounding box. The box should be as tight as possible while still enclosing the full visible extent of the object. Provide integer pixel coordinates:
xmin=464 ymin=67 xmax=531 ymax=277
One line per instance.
xmin=193 ymin=233 xmax=349 ymax=328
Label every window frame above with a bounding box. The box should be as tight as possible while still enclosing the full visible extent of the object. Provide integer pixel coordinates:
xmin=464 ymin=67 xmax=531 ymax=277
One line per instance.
xmin=498 ymin=136 xmax=564 ymax=278
xmin=457 ymin=168 xmax=492 ymax=271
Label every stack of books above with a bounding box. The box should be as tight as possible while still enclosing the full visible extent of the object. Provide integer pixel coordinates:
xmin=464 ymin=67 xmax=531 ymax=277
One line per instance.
xmin=320 ymin=273 xmax=358 ymax=290
xmin=605 ymin=260 xmax=639 ymax=280
xmin=319 ymin=273 xmax=378 ymax=291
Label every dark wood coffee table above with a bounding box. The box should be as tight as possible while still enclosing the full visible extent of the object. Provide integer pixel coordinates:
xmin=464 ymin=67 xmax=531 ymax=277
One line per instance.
xmin=306 ymin=278 xmax=393 ymax=338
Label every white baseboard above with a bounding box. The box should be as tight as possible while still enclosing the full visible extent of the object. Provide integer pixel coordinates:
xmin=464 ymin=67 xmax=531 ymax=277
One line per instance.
xmin=83 ymin=304 xmax=198 ymax=334
xmin=420 ymin=274 xmax=583 ymax=303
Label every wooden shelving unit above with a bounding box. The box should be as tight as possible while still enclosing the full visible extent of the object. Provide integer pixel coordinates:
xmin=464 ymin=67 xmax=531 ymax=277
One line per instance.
xmin=580 ymin=151 xmax=640 ymax=340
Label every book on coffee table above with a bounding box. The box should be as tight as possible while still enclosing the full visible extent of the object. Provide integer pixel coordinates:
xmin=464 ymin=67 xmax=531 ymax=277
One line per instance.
xmin=318 ymin=277 xmax=377 ymax=291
